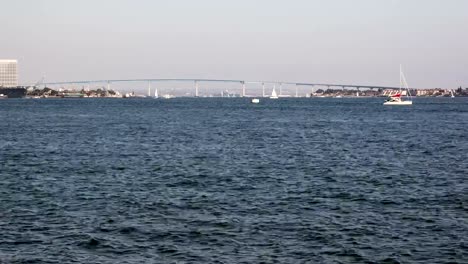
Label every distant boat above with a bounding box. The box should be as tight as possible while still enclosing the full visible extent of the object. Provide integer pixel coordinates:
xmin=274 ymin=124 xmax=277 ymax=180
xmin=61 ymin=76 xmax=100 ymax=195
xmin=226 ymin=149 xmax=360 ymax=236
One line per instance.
xmin=383 ymin=93 xmax=412 ymax=105
xmin=123 ymin=92 xmax=136 ymax=98
xmin=251 ymin=98 xmax=260 ymax=104
xmin=384 ymin=65 xmax=413 ymax=105
xmin=270 ymin=85 xmax=279 ymax=99
xmin=450 ymin=89 xmax=455 ymax=98
xmin=162 ymin=94 xmax=174 ymax=99
xmin=154 ymin=88 xmax=159 ymax=99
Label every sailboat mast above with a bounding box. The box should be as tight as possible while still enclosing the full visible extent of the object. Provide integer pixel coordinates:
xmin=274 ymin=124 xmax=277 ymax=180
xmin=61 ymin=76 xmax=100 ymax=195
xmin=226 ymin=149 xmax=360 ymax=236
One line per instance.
xmin=399 ymin=64 xmax=402 ymax=93
xmin=400 ymin=65 xmax=413 ymax=100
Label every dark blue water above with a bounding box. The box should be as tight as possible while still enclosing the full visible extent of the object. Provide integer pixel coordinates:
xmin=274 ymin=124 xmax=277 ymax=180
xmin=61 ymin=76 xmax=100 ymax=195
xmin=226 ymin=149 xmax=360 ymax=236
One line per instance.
xmin=1 ymin=97 xmax=467 ymax=263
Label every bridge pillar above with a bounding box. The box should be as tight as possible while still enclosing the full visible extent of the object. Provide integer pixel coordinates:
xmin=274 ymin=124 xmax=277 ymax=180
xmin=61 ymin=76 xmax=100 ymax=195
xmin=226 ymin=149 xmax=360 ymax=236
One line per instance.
xmin=241 ymin=82 xmax=245 ymax=97
xmin=148 ymin=81 xmax=151 ymax=97
xmin=195 ymin=81 xmax=199 ymax=97
xmin=295 ymin=85 xmax=299 ymax=97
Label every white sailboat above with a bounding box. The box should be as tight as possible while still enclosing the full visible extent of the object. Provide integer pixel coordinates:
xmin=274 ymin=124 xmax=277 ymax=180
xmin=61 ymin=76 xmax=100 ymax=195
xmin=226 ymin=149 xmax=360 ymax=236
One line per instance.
xmin=270 ymin=85 xmax=279 ymax=99
xmin=450 ymin=89 xmax=455 ymax=98
xmin=154 ymin=87 xmax=159 ymax=99
xmin=384 ymin=65 xmax=413 ymax=105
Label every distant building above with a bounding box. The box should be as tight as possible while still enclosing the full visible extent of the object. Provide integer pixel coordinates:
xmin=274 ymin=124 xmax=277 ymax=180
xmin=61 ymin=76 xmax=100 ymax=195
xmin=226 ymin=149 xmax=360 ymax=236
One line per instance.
xmin=382 ymin=89 xmax=407 ymax=96
xmin=0 ymin=59 xmax=18 ymax=87
xmin=416 ymin=89 xmax=429 ymax=96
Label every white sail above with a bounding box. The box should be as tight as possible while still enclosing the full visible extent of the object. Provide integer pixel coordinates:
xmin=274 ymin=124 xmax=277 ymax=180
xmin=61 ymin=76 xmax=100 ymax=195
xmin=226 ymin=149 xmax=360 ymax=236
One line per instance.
xmin=154 ymin=87 xmax=158 ymax=98
xmin=270 ymin=85 xmax=279 ymax=99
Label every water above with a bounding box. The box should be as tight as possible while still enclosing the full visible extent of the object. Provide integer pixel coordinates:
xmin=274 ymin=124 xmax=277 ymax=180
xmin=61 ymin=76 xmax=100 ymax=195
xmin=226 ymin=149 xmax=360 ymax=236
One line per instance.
xmin=1 ymin=97 xmax=467 ymax=263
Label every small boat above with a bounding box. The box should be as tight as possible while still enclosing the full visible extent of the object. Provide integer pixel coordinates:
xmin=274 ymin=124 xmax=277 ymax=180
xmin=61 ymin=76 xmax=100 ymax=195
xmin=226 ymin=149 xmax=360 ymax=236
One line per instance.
xmin=251 ymin=98 xmax=260 ymax=104
xmin=383 ymin=93 xmax=412 ymax=105
xmin=123 ymin=92 xmax=136 ymax=98
xmin=0 ymin=94 xmax=7 ymax=99
xmin=384 ymin=65 xmax=413 ymax=105
xmin=154 ymin=87 xmax=159 ymax=99
xmin=162 ymin=94 xmax=174 ymax=99
xmin=270 ymin=85 xmax=279 ymax=99
xmin=450 ymin=90 xmax=455 ymax=98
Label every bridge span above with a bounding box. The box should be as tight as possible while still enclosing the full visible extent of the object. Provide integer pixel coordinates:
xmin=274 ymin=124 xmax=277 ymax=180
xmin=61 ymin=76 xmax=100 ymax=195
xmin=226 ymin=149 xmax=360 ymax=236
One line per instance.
xmin=36 ymin=78 xmax=408 ymax=97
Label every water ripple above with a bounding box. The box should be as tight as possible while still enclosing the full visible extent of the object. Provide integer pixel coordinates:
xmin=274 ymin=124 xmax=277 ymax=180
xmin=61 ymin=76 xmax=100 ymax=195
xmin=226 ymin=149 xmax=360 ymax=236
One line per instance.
xmin=1 ymin=97 xmax=467 ymax=263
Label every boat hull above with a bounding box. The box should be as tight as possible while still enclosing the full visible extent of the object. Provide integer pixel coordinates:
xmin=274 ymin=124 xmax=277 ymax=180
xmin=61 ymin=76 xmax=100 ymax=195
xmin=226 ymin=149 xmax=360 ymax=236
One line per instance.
xmin=383 ymin=101 xmax=412 ymax=105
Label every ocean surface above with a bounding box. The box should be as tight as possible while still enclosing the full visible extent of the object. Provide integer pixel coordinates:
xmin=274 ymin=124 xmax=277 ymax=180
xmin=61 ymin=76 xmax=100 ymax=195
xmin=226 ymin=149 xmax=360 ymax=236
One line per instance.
xmin=0 ymin=97 xmax=467 ymax=263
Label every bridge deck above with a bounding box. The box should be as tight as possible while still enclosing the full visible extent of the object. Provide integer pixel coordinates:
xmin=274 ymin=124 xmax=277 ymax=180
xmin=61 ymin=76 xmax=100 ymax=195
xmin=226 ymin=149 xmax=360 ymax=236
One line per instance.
xmin=29 ymin=78 xmax=420 ymax=90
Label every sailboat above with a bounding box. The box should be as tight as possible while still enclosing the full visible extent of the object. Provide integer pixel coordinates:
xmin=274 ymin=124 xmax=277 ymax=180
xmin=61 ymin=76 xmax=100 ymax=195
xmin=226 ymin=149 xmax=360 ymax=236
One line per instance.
xmin=270 ymin=85 xmax=279 ymax=99
xmin=154 ymin=87 xmax=159 ymax=99
xmin=383 ymin=65 xmax=413 ymax=105
xmin=450 ymin=89 xmax=455 ymax=98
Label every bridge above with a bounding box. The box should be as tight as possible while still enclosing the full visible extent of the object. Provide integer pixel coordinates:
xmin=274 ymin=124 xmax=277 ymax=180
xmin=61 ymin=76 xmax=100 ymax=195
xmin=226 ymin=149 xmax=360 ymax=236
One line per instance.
xmin=35 ymin=78 xmax=410 ymax=97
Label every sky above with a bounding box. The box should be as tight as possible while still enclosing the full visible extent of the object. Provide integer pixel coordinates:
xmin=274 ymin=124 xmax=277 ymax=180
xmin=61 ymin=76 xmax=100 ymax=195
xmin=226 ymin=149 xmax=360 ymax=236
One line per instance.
xmin=1 ymin=0 xmax=467 ymax=88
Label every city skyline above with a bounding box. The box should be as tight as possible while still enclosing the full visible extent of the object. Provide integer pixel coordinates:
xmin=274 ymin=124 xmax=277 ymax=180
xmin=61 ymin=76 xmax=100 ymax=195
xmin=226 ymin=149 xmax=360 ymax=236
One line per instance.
xmin=2 ymin=0 xmax=467 ymax=88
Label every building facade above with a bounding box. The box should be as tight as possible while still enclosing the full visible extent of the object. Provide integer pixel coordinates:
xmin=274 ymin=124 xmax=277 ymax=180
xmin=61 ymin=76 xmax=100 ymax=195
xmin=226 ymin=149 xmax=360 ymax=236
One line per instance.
xmin=0 ymin=60 xmax=18 ymax=87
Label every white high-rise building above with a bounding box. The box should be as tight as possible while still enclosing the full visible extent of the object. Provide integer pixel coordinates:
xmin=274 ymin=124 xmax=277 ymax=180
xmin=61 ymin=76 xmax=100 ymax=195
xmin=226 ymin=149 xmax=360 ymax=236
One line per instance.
xmin=0 ymin=60 xmax=18 ymax=87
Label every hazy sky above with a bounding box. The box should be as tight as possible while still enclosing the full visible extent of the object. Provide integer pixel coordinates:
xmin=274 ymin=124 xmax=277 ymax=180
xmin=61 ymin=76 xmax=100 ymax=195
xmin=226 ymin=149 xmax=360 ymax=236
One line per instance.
xmin=2 ymin=0 xmax=467 ymax=88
